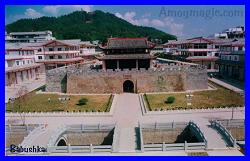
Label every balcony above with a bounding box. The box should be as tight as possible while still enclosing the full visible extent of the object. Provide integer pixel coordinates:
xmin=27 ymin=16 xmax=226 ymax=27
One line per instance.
xmin=177 ymin=48 xmax=219 ymax=52
xmin=37 ymin=50 xmax=80 ymax=55
xmin=5 ymin=55 xmax=34 ymax=61
xmin=38 ymin=57 xmax=84 ymax=64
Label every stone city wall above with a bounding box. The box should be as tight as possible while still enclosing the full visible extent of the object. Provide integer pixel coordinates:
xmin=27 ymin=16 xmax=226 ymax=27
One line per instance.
xmin=46 ymin=63 xmax=207 ymax=93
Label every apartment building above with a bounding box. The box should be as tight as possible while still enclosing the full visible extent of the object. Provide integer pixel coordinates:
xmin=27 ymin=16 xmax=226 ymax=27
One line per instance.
xmin=216 ymin=39 xmax=245 ymax=81
xmin=6 ymin=30 xmax=55 ymax=43
xmin=35 ymin=39 xmax=84 ymax=70
xmin=5 ymin=43 xmax=43 ymax=86
xmin=163 ymin=37 xmax=219 ymax=72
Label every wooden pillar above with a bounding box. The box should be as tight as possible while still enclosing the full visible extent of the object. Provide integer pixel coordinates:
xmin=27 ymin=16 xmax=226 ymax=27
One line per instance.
xmin=15 ymin=72 xmax=17 ymax=84
xmin=117 ymin=60 xmax=120 ymax=69
xmin=150 ymin=59 xmax=153 ymax=68
xmin=102 ymin=60 xmax=106 ymax=71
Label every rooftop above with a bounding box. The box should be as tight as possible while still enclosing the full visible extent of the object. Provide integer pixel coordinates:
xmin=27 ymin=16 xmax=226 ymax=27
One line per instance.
xmin=101 ymin=37 xmax=155 ymax=49
xmin=42 ymin=39 xmax=81 ymax=47
xmin=5 ymin=63 xmax=42 ymax=73
xmin=9 ymin=31 xmax=52 ymax=35
xmin=186 ymin=56 xmax=219 ymax=62
xmin=96 ymin=54 xmax=156 ymax=60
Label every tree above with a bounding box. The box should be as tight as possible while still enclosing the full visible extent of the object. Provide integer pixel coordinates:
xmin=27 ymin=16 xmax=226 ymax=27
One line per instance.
xmin=78 ymin=98 xmax=88 ymax=106
xmin=165 ymin=96 xmax=175 ymax=104
xmin=15 ymin=86 xmax=29 ymax=125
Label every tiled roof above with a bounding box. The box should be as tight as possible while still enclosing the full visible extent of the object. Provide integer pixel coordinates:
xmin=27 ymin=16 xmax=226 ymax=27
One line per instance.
xmin=96 ymin=54 xmax=156 ymax=60
xmin=186 ymin=56 xmax=219 ymax=61
xmin=5 ymin=42 xmax=44 ymax=50
xmin=103 ymin=38 xmax=155 ymax=49
xmin=5 ymin=63 xmax=42 ymax=73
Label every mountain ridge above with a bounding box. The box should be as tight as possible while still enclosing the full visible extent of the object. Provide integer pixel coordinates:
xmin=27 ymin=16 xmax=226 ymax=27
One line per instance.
xmin=6 ymin=10 xmax=177 ymax=43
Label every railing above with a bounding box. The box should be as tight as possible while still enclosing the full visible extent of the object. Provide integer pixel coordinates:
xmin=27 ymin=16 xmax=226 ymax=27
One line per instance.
xmin=40 ymin=50 xmax=79 ymax=55
xmin=111 ymin=124 xmax=119 ymax=152
xmin=189 ymin=121 xmax=208 ymax=147
xmin=66 ymin=123 xmax=115 ymax=132
xmin=143 ymin=142 xmax=206 ymax=152
xmin=141 ymin=122 xmax=188 ymax=130
xmin=5 ymin=124 xmax=38 ymax=133
xmin=211 ymin=121 xmax=237 ymax=147
xmin=48 ymin=144 xmax=112 ymax=153
xmin=216 ymin=119 xmax=244 ymax=128
xmin=47 ymin=124 xmax=115 ymax=153
xmin=139 ymin=121 xmax=207 ymax=152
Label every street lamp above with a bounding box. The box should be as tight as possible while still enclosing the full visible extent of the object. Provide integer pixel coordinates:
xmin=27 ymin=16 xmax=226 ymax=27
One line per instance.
xmin=186 ymin=91 xmax=193 ymax=107
xmin=9 ymin=97 xmax=15 ymax=112
xmin=59 ymin=96 xmax=70 ymax=111
xmin=231 ymin=106 xmax=235 ymax=120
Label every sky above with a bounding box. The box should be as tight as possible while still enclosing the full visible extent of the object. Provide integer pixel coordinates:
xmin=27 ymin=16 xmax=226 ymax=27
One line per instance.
xmin=5 ymin=5 xmax=245 ymax=39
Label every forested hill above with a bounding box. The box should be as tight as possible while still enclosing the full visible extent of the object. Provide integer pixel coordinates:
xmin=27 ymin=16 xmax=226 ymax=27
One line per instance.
xmin=6 ymin=10 xmax=177 ymax=43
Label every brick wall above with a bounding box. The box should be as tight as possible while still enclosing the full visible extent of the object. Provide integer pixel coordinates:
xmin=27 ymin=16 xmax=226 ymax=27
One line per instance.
xmin=46 ymin=64 xmax=208 ymax=93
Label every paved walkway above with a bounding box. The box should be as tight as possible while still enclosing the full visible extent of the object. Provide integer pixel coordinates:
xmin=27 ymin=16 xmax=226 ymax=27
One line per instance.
xmin=196 ymin=119 xmax=227 ymax=149
xmin=7 ymin=93 xmax=245 ymax=155
xmin=209 ymin=78 xmax=244 ymax=94
xmin=5 ymin=75 xmax=45 ymax=103
xmin=113 ymin=93 xmax=142 ymax=152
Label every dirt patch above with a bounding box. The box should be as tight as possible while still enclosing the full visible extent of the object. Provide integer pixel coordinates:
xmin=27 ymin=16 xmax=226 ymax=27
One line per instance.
xmin=142 ymin=127 xmax=200 ymax=144
xmin=227 ymin=127 xmax=244 ymax=141
xmin=66 ymin=130 xmax=114 ymax=146
xmin=6 ymin=132 xmax=28 ymax=148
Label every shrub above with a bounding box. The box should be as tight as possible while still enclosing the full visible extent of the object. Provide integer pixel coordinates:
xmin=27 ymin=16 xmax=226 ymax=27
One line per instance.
xmin=165 ymin=96 xmax=175 ymax=104
xmin=78 ymin=98 xmax=88 ymax=106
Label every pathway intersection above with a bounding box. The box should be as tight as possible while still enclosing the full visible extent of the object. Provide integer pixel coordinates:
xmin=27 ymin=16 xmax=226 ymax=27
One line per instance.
xmin=7 ymin=93 xmax=245 ymax=154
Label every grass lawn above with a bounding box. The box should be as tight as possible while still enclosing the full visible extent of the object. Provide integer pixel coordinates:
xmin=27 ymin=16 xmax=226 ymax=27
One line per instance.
xmin=145 ymin=82 xmax=244 ymax=111
xmin=187 ymin=152 xmax=208 ymax=156
xmin=6 ymin=91 xmax=113 ymax=112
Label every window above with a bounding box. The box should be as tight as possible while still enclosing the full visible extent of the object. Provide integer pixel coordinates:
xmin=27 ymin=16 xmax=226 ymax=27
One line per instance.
xmin=38 ymin=48 xmax=42 ymax=52
xmin=38 ymin=56 xmax=43 ymax=59
xmin=238 ymin=47 xmax=243 ymax=51
xmin=49 ymin=48 xmax=54 ymax=51
xmin=23 ymin=60 xmax=25 ymax=65
xmin=58 ymin=55 xmax=62 ymax=59
xmin=49 ymin=56 xmax=54 ymax=59
xmin=16 ymin=61 xmax=19 ymax=66
xmin=58 ymin=48 xmax=62 ymax=51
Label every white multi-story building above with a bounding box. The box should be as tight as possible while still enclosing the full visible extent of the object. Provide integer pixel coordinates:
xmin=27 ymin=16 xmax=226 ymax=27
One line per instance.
xmin=79 ymin=41 xmax=97 ymax=56
xmin=214 ymin=26 xmax=244 ymax=39
xmin=216 ymin=39 xmax=245 ymax=81
xmin=6 ymin=30 xmax=55 ymax=43
xmin=35 ymin=39 xmax=84 ymax=70
xmin=5 ymin=43 xmax=43 ymax=86
xmin=163 ymin=37 xmax=220 ymax=72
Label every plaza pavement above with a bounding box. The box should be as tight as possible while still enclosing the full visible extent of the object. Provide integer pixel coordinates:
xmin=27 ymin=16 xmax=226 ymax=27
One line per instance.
xmin=5 ymin=74 xmax=46 ymax=103
xmin=209 ymin=78 xmax=244 ymax=94
xmin=6 ymin=93 xmax=245 ymax=155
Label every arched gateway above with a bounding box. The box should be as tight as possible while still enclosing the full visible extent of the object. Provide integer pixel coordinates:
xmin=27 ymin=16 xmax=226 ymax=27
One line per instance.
xmin=57 ymin=138 xmax=67 ymax=146
xmin=123 ymin=80 xmax=134 ymax=93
